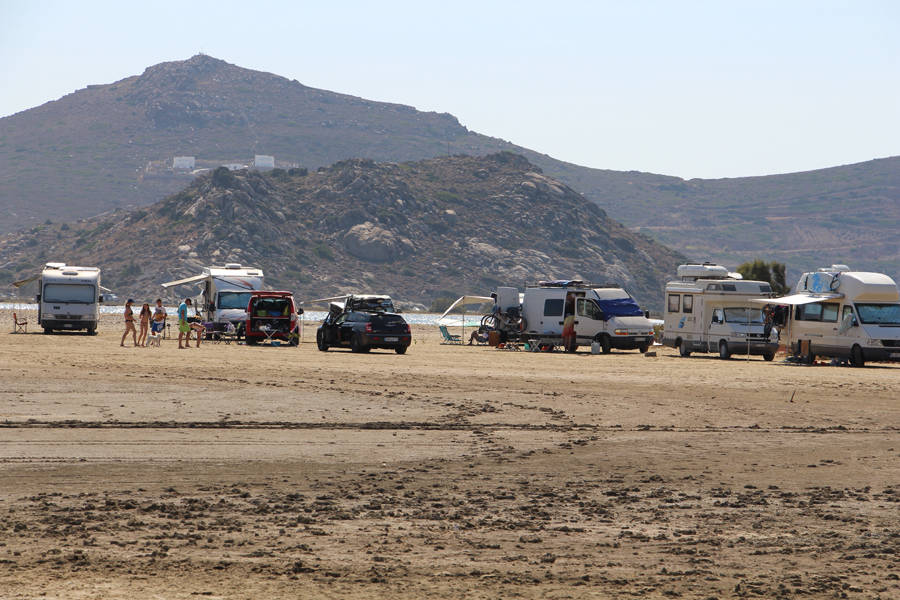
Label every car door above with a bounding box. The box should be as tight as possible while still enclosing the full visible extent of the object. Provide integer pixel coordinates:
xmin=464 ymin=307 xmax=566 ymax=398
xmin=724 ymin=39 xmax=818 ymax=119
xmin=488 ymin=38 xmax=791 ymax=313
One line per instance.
xmin=576 ymin=298 xmax=602 ymax=339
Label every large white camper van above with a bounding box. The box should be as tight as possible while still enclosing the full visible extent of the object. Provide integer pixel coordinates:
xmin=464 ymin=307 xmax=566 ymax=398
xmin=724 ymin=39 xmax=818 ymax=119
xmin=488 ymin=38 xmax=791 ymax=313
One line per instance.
xmin=663 ymin=264 xmax=778 ymax=360
xmin=491 ymin=280 xmax=655 ymax=353
xmin=760 ymin=265 xmax=900 ymax=367
xmin=35 ymin=263 xmax=104 ymax=334
xmin=162 ymin=264 xmax=264 ymax=329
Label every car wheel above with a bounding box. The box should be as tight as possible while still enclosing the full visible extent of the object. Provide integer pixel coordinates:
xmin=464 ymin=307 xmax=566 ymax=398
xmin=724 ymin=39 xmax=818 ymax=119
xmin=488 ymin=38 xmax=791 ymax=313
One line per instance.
xmin=395 ymin=345 xmax=407 ymax=355
xmin=638 ymin=343 xmax=649 ymax=353
xmin=316 ymin=331 xmax=329 ymax=351
xmin=246 ymin=336 xmax=258 ymax=346
xmin=677 ymin=339 xmax=690 ymax=357
xmin=718 ymin=340 xmax=731 ymax=360
xmin=350 ymin=334 xmax=366 ymax=353
xmin=849 ymin=344 xmax=865 ymax=368
xmin=763 ymin=350 xmax=775 ymax=361
xmin=599 ymin=334 xmax=611 ymax=354
xmin=88 ymin=327 xmax=97 ymax=336
xmin=43 ymin=328 xmax=53 ymax=334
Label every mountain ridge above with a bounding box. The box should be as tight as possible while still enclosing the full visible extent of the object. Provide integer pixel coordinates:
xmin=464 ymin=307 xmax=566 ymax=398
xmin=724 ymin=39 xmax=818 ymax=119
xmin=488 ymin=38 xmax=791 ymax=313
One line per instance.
xmin=1 ymin=54 xmax=897 ymax=282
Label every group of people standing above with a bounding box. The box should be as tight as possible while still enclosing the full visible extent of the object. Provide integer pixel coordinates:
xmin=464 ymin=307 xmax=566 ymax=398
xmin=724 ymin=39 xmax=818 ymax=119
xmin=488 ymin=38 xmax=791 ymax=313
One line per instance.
xmin=120 ymin=298 xmax=202 ymax=348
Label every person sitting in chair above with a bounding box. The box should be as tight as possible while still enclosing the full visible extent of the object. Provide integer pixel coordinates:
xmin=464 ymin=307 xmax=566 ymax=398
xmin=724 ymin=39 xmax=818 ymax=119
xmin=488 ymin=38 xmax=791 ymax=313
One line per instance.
xmin=468 ymin=326 xmax=489 ymax=345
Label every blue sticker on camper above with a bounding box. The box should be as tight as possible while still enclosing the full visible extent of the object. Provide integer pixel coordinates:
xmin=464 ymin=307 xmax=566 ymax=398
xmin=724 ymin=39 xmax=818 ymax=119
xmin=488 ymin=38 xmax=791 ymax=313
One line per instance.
xmin=807 ymin=272 xmax=838 ymax=293
xmin=678 ymin=316 xmax=686 ymax=329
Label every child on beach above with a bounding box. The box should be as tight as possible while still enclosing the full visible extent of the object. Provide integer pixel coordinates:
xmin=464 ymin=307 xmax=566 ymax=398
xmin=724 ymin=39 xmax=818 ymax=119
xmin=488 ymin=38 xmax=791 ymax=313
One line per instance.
xmin=137 ymin=302 xmax=151 ymax=346
xmin=120 ymin=299 xmax=138 ymax=347
xmin=151 ymin=299 xmax=167 ymax=337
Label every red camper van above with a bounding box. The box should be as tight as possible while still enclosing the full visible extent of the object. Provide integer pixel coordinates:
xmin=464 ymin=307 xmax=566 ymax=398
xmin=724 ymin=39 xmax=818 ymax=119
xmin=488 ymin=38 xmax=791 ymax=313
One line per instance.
xmin=244 ymin=291 xmax=300 ymax=346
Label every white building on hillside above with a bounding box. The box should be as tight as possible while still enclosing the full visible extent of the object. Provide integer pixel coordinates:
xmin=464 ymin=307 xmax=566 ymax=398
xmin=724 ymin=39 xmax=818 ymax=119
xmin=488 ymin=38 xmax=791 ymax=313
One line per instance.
xmin=254 ymin=155 xmax=275 ymax=169
xmin=173 ymin=156 xmax=196 ymax=170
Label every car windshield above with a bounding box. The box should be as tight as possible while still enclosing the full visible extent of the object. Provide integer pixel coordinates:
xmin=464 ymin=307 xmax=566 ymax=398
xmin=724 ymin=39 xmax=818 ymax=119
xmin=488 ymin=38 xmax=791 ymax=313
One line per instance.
xmin=218 ymin=291 xmax=252 ymax=310
xmin=855 ymin=303 xmax=900 ymax=325
xmin=723 ymin=307 xmax=764 ymax=324
xmin=43 ymin=283 xmax=95 ymax=303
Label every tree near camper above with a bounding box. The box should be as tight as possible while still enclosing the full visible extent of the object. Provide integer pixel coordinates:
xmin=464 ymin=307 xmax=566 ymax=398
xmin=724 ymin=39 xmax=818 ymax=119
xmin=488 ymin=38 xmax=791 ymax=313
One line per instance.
xmin=737 ymin=259 xmax=788 ymax=295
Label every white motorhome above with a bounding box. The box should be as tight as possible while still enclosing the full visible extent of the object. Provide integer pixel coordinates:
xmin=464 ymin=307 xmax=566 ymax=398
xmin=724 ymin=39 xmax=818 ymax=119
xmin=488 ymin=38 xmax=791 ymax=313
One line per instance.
xmin=758 ymin=265 xmax=900 ymax=367
xmin=492 ymin=280 xmax=655 ymax=353
xmin=35 ymin=263 xmax=104 ymax=334
xmin=161 ymin=264 xmax=264 ymax=328
xmin=663 ymin=263 xmax=778 ymax=360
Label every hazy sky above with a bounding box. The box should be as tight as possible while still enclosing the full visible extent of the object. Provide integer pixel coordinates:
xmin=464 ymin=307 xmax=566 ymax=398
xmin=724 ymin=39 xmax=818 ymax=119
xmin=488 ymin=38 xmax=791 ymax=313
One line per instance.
xmin=1 ymin=1 xmax=898 ymax=179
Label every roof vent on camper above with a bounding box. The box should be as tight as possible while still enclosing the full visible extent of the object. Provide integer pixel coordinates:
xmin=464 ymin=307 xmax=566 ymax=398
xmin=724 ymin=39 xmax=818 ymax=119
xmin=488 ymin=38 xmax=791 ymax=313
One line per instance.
xmin=225 ymin=263 xmax=243 ymax=269
xmin=45 ymin=262 xmax=67 ymax=269
xmin=677 ymin=263 xmax=730 ymax=280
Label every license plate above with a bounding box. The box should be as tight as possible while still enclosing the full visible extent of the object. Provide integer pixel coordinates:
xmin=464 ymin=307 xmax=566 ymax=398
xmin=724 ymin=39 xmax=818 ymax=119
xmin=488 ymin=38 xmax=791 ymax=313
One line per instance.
xmin=64 ymin=324 xmax=73 ymax=328
xmin=891 ymin=353 xmax=900 ymax=359
xmin=633 ymin=337 xmax=645 ymax=342
xmin=385 ymin=337 xmax=399 ymax=342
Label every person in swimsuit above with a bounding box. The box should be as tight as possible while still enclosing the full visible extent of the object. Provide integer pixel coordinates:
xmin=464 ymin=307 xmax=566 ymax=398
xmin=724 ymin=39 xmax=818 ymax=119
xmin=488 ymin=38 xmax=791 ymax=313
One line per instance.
xmin=137 ymin=302 xmax=151 ymax=346
xmin=120 ymin=299 xmax=138 ymax=347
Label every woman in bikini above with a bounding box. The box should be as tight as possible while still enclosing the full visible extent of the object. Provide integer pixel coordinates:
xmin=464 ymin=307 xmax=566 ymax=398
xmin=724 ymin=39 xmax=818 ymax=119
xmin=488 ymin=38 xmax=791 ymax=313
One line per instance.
xmin=120 ymin=299 xmax=138 ymax=347
xmin=137 ymin=302 xmax=151 ymax=347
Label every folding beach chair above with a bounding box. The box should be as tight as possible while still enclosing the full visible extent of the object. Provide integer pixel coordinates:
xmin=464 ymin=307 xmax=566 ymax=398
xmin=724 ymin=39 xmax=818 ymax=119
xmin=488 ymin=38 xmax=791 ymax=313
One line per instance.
xmin=12 ymin=312 xmax=27 ymax=333
xmin=439 ymin=325 xmax=462 ymax=344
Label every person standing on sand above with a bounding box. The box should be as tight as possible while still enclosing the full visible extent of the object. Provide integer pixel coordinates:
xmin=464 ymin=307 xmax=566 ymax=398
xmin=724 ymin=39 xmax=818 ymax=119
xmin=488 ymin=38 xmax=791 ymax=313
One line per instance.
xmin=120 ymin=299 xmax=138 ymax=347
xmin=177 ymin=298 xmax=192 ymax=349
xmin=137 ymin=302 xmax=151 ymax=347
xmin=151 ymin=298 xmax=167 ymax=337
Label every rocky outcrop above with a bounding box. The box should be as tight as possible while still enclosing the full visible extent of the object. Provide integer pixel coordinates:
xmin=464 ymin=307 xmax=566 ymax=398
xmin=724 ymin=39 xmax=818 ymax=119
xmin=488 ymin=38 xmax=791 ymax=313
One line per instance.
xmin=342 ymin=222 xmax=413 ymax=263
xmin=0 ymin=153 xmax=683 ymax=309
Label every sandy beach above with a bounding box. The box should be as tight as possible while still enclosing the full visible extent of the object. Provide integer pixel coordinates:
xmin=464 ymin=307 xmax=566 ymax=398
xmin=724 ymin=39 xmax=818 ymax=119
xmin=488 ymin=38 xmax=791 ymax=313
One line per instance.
xmin=1 ymin=309 xmax=898 ymax=599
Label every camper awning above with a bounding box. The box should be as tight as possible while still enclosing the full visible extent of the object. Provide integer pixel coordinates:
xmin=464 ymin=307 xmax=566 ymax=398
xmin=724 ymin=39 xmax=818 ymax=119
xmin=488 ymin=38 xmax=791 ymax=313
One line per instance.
xmin=438 ymin=295 xmax=493 ymax=321
xmin=11 ymin=274 xmax=39 ymax=288
xmin=161 ymin=274 xmax=206 ymax=288
xmin=751 ymin=293 xmax=842 ymax=306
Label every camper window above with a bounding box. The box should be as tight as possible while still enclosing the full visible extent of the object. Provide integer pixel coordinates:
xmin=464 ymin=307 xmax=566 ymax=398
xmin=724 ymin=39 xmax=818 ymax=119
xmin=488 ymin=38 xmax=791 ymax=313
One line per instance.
xmin=712 ymin=308 xmax=724 ymax=323
xmin=682 ymin=295 xmax=693 ymax=313
xmin=797 ymin=303 xmax=823 ymax=321
xmin=42 ymin=284 xmax=95 ymax=304
xmin=821 ymin=303 xmax=839 ymax=323
xmin=544 ymin=299 xmax=564 ymax=317
xmin=724 ymin=307 xmax=764 ymax=324
xmin=219 ymin=291 xmax=253 ymax=310
xmin=722 ymin=284 xmax=736 ymax=291
xmin=667 ymin=294 xmax=680 ymax=313
xmin=855 ymin=303 xmax=900 ymax=325
xmin=707 ymin=284 xmax=721 ymax=291
xmin=576 ymin=298 xmax=602 ymax=320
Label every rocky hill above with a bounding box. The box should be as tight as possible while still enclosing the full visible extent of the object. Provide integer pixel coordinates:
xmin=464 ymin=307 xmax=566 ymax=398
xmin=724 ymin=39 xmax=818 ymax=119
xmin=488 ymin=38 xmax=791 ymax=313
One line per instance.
xmin=0 ymin=153 xmax=682 ymax=309
xmin=2 ymin=54 xmax=896 ymax=281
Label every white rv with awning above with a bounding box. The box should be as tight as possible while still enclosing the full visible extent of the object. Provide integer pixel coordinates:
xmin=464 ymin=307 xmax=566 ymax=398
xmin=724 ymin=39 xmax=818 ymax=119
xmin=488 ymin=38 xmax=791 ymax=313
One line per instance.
xmin=755 ymin=265 xmax=900 ymax=367
xmin=161 ymin=264 xmax=264 ymax=328
xmin=13 ymin=263 xmax=107 ymax=334
xmin=663 ymin=263 xmax=779 ymax=360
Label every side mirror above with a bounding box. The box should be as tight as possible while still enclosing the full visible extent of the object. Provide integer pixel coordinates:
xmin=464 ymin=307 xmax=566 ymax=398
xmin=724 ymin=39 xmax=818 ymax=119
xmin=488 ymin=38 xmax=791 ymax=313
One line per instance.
xmin=851 ymin=317 xmax=858 ymax=327
xmin=36 ymin=294 xmax=41 ymax=302
xmin=208 ymin=303 xmax=216 ymax=312
xmin=297 ymin=308 xmax=304 ymax=315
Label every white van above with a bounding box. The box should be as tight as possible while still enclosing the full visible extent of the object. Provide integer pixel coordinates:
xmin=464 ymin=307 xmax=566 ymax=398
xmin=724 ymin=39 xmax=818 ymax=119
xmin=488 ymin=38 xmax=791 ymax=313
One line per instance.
xmin=36 ymin=263 xmax=104 ymax=334
xmin=493 ymin=280 xmax=655 ymax=353
xmin=663 ymin=263 xmax=778 ymax=360
xmin=162 ymin=264 xmax=264 ymax=328
xmin=761 ymin=265 xmax=900 ymax=367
